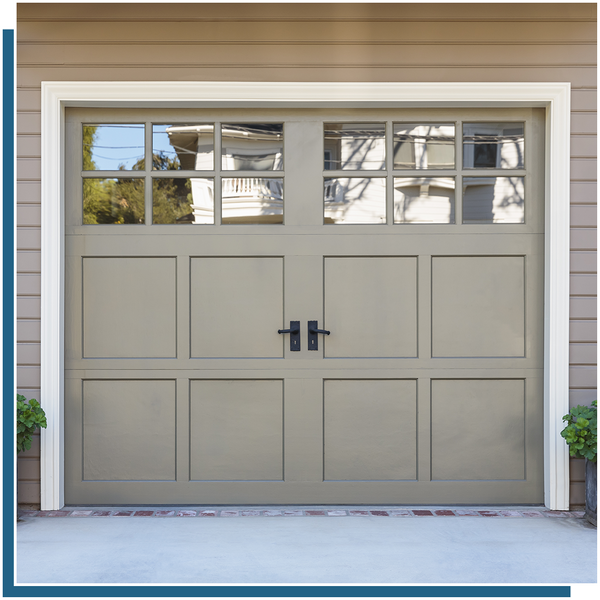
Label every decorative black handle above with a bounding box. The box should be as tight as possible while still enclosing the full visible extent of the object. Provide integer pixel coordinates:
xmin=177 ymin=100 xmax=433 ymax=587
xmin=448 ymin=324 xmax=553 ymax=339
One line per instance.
xmin=278 ymin=321 xmax=300 ymax=351
xmin=309 ymin=326 xmax=330 ymax=336
xmin=278 ymin=326 xmax=300 ymax=334
xmin=308 ymin=320 xmax=330 ymax=351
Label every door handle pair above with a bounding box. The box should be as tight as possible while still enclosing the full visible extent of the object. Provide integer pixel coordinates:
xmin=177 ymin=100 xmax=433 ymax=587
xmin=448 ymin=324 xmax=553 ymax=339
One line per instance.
xmin=278 ymin=321 xmax=330 ymax=352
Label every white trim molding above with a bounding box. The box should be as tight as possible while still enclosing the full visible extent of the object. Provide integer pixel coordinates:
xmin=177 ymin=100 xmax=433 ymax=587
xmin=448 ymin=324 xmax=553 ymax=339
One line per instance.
xmin=40 ymin=81 xmax=571 ymax=510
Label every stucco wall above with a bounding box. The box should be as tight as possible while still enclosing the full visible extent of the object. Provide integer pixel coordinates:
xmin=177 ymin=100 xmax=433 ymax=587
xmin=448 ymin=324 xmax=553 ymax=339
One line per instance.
xmin=16 ymin=2 xmax=597 ymax=506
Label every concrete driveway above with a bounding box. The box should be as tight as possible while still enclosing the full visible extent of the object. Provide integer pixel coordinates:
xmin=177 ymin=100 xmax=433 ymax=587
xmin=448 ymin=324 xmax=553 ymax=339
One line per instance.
xmin=15 ymin=506 xmax=597 ymax=585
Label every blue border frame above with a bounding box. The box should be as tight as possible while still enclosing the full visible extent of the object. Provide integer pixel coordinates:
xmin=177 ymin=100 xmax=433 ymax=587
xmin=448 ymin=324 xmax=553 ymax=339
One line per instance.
xmin=3 ymin=26 xmax=17 ymax=598
xmin=0 ymin=26 xmax=572 ymax=600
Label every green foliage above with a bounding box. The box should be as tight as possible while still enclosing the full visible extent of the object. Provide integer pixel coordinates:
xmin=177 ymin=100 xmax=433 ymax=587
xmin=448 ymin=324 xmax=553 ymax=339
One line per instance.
xmin=561 ymin=400 xmax=597 ymax=462
xmin=17 ymin=394 xmax=47 ymax=454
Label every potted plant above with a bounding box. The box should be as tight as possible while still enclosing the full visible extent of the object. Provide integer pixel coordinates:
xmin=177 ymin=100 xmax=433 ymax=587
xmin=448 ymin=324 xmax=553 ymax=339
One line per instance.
xmin=16 ymin=394 xmax=47 ymax=515
xmin=561 ymin=400 xmax=597 ymax=526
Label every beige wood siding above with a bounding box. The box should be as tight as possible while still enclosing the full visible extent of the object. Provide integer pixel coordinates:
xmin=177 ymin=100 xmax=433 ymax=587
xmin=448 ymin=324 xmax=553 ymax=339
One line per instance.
xmin=16 ymin=2 xmax=596 ymax=507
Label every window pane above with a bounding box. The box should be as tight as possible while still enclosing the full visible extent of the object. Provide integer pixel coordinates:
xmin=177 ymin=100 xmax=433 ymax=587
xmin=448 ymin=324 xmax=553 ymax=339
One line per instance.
xmin=83 ymin=178 xmax=144 ymax=224
xmin=222 ymin=124 xmax=283 ymax=171
xmin=394 ymin=177 xmax=455 ymax=223
xmin=463 ymin=123 xmax=524 ymax=169
xmin=463 ymin=177 xmax=525 ymax=223
xmin=324 ymin=177 xmax=386 ymax=224
xmin=152 ymin=124 xmax=214 ymax=171
xmin=324 ymin=123 xmax=385 ymax=170
xmin=393 ymin=124 xmax=455 ymax=169
xmin=83 ymin=124 xmax=145 ymax=171
xmin=153 ymin=178 xmax=214 ymax=224
xmin=222 ymin=177 xmax=283 ymax=224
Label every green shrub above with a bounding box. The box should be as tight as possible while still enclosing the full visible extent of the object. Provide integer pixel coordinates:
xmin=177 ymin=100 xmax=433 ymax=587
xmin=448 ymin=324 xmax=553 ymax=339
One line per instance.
xmin=16 ymin=394 xmax=47 ymax=453
xmin=561 ymin=400 xmax=597 ymax=463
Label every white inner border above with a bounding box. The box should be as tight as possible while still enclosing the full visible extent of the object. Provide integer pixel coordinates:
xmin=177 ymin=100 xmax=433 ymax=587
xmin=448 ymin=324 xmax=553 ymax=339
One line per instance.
xmin=40 ymin=81 xmax=571 ymax=510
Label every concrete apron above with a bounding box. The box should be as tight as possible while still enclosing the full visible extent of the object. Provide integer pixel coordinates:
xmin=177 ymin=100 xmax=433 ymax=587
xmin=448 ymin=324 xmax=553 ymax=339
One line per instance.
xmin=16 ymin=506 xmax=597 ymax=585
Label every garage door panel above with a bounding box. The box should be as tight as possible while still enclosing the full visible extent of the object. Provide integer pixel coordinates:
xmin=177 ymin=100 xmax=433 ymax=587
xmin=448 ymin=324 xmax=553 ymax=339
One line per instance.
xmin=83 ymin=257 xmax=177 ymax=358
xmin=324 ymin=379 xmax=417 ymax=481
xmin=82 ymin=379 xmax=176 ymax=481
xmin=190 ymin=380 xmax=283 ymax=481
xmin=190 ymin=257 xmax=283 ymax=358
xmin=324 ymin=257 xmax=418 ymax=358
xmin=431 ymin=379 xmax=525 ymax=481
xmin=432 ymin=256 xmax=525 ymax=358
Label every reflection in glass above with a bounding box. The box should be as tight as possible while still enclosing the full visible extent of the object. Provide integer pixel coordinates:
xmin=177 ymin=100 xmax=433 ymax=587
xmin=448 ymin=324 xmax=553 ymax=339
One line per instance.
xmin=222 ymin=124 xmax=283 ymax=171
xmin=394 ymin=177 xmax=455 ymax=223
xmin=324 ymin=177 xmax=386 ymax=224
xmin=324 ymin=123 xmax=385 ymax=170
xmin=221 ymin=178 xmax=283 ymax=224
xmin=153 ymin=178 xmax=214 ymax=224
xmin=463 ymin=177 xmax=524 ymax=223
xmin=83 ymin=178 xmax=144 ymax=224
xmin=152 ymin=124 xmax=214 ymax=171
xmin=393 ymin=124 xmax=455 ymax=169
xmin=463 ymin=123 xmax=524 ymax=169
xmin=83 ymin=124 xmax=145 ymax=171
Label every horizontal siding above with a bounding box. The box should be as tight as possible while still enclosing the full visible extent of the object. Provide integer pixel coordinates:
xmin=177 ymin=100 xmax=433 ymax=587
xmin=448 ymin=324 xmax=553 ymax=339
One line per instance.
xmin=571 ymin=136 xmax=597 ymax=158
xmin=17 ymin=320 xmax=41 ymax=343
xmin=570 ymin=251 xmax=597 ymax=272
xmin=17 ymin=229 xmax=41 ymax=251
xmin=18 ymin=44 xmax=598 ymax=68
xmin=569 ymin=343 xmax=597 ymax=365
xmin=570 ymin=388 xmax=597 ymax=406
xmin=570 ymin=230 xmax=597 ymax=251
xmin=570 ymin=273 xmax=597 ymax=296
xmin=17 ymin=20 xmax=597 ymax=44
xmin=570 ymin=182 xmax=597 ymax=204
xmin=17 ymin=181 xmax=41 ymax=204
xmin=17 ymin=67 xmax=598 ymax=88
xmin=17 ymin=3 xmax=597 ymax=21
xmin=570 ymin=366 xmax=597 ymax=388
xmin=16 ymin=2 xmax=597 ymax=506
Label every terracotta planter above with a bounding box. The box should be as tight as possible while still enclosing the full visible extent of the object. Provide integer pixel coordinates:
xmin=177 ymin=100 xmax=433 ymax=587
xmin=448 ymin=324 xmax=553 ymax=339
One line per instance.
xmin=585 ymin=459 xmax=597 ymax=526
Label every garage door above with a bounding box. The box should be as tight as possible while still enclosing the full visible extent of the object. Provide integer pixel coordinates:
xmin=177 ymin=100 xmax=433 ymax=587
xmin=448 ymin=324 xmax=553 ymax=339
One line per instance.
xmin=64 ymin=107 xmax=545 ymax=505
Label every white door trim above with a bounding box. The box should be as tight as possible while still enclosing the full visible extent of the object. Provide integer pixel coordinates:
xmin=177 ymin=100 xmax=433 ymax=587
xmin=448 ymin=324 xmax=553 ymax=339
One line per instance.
xmin=40 ymin=81 xmax=571 ymax=510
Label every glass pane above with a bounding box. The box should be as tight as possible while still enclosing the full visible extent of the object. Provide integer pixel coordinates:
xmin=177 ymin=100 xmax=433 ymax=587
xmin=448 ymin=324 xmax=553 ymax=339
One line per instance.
xmin=83 ymin=178 xmax=144 ymax=224
xmin=153 ymin=178 xmax=214 ymax=224
xmin=463 ymin=123 xmax=524 ymax=169
xmin=152 ymin=124 xmax=214 ymax=171
xmin=324 ymin=177 xmax=386 ymax=224
xmin=324 ymin=123 xmax=385 ymax=170
xmin=222 ymin=124 xmax=283 ymax=171
xmin=222 ymin=177 xmax=283 ymax=224
xmin=394 ymin=177 xmax=455 ymax=223
xmin=393 ymin=124 xmax=454 ymax=169
xmin=463 ymin=177 xmax=525 ymax=223
xmin=83 ymin=124 xmax=145 ymax=171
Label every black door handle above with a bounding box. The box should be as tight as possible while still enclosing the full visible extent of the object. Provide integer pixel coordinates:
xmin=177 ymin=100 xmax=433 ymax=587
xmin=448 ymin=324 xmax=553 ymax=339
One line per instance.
xmin=308 ymin=320 xmax=330 ymax=350
xmin=278 ymin=321 xmax=300 ymax=351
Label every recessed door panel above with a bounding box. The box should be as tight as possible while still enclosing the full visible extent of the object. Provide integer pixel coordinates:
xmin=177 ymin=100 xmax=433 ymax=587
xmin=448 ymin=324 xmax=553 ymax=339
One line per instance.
xmin=83 ymin=257 xmax=176 ymax=358
xmin=432 ymin=256 xmax=525 ymax=358
xmin=324 ymin=379 xmax=417 ymax=481
xmin=190 ymin=257 xmax=283 ymax=358
xmin=431 ymin=379 xmax=525 ymax=481
xmin=190 ymin=380 xmax=283 ymax=481
xmin=82 ymin=380 xmax=176 ymax=481
xmin=324 ymin=257 xmax=418 ymax=358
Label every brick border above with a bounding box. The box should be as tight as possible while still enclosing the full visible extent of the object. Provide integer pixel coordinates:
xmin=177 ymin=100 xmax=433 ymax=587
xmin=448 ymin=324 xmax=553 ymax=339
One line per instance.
xmin=20 ymin=508 xmax=584 ymax=519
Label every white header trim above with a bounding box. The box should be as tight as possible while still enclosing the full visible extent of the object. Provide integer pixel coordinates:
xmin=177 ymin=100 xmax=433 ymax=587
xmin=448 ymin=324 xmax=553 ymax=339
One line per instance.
xmin=40 ymin=81 xmax=571 ymax=510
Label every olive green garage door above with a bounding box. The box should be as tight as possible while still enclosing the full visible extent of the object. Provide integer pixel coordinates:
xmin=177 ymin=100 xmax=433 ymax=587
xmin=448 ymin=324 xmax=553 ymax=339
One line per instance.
xmin=64 ymin=107 xmax=545 ymax=505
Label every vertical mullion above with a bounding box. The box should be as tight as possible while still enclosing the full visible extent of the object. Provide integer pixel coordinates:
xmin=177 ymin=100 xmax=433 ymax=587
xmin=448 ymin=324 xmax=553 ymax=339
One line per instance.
xmin=214 ymin=121 xmax=222 ymax=225
xmin=386 ymin=120 xmax=394 ymax=225
xmin=455 ymin=120 xmax=463 ymax=226
xmin=145 ymin=120 xmax=152 ymax=225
